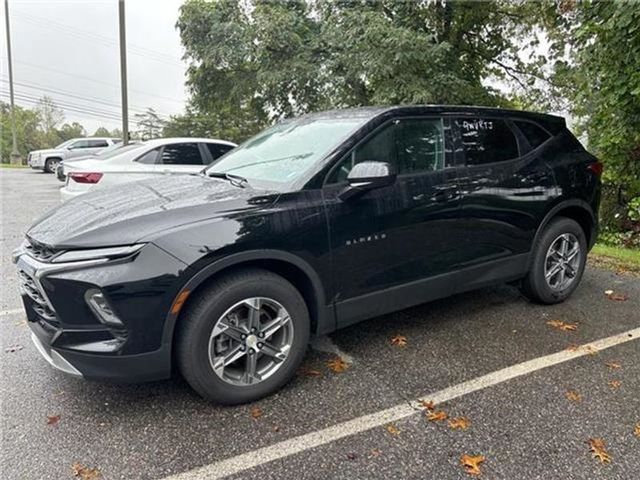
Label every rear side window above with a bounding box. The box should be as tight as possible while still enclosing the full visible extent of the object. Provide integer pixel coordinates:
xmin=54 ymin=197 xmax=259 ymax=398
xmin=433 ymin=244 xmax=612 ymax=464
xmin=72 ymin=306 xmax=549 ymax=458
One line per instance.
xmin=205 ymin=143 xmax=235 ymax=161
xmin=514 ymin=121 xmax=551 ymax=149
xmin=87 ymin=139 xmax=109 ymax=148
xmin=159 ymin=143 xmax=204 ymax=165
xmin=456 ymin=118 xmax=519 ymax=165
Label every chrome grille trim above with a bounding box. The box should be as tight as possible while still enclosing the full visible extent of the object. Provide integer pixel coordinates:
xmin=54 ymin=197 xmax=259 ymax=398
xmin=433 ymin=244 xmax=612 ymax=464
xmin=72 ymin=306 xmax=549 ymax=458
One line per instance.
xmin=18 ymin=268 xmax=58 ymax=322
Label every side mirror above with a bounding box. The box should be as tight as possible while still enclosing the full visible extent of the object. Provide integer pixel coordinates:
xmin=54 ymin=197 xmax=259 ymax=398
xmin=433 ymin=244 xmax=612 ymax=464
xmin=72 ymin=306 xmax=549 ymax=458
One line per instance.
xmin=339 ymin=161 xmax=396 ymax=201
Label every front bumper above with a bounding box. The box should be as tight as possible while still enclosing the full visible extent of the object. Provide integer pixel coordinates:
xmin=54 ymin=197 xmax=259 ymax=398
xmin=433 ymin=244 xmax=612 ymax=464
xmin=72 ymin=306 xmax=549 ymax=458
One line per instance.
xmin=28 ymin=154 xmax=45 ymax=169
xmin=14 ymin=242 xmax=187 ymax=382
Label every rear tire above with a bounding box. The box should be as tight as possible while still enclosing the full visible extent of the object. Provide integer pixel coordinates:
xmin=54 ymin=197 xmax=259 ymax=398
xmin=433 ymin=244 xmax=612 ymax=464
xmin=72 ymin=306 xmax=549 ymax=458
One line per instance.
xmin=176 ymin=268 xmax=310 ymax=405
xmin=521 ymin=217 xmax=587 ymax=304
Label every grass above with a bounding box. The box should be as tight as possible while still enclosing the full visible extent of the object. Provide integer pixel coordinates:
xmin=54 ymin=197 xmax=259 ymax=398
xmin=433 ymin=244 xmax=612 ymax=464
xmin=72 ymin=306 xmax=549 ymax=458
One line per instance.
xmin=589 ymin=243 xmax=640 ymax=275
xmin=0 ymin=163 xmax=28 ymax=169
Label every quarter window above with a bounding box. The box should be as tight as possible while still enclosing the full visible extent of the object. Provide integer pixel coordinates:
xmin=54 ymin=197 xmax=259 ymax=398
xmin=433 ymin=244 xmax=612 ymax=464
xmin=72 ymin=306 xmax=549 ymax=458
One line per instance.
xmin=87 ymin=139 xmax=109 ymax=148
xmin=159 ymin=143 xmax=204 ymax=166
xmin=327 ymin=118 xmax=445 ymax=183
xmin=456 ymin=118 xmax=519 ymax=165
xmin=514 ymin=121 xmax=551 ymax=149
xmin=136 ymin=148 xmax=160 ymax=165
xmin=205 ymin=143 xmax=235 ymax=161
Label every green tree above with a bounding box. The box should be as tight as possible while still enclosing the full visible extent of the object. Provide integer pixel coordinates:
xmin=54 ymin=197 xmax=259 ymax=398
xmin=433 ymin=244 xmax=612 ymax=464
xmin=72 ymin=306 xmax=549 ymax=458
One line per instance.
xmin=542 ymin=1 xmax=640 ymax=237
xmin=1 ymin=102 xmax=41 ymax=163
xmin=133 ymin=107 xmax=166 ymax=140
xmin=56 ymin=122 xmax=86 ymax=142
xmin=93 ymin=126 xmax=112 ymax=137
xmin=36 ymin=95 xmax=65 ymax=146
xmin=177 ymin=0 xmax=540 ymax=140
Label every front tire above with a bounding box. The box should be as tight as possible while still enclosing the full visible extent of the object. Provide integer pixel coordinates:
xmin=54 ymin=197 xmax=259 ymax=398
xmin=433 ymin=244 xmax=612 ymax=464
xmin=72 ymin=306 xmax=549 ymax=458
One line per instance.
xmin=176 ymin=268 xmax=310 ymax=404
xmin=45 ymin=158 xmax=60 ymax=174
xmin=521 ymin=217 xmax=587 ymax=304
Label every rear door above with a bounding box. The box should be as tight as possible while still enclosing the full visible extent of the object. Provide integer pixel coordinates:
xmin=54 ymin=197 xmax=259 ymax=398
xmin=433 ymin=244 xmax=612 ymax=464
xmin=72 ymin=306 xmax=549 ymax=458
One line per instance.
xmin=452 ymin=116 xmax=557 ymax=289
xmin=323 ymin=116 xmax=461 ymax=326
xmin=156 ymin=142 xmax=208 ymax=175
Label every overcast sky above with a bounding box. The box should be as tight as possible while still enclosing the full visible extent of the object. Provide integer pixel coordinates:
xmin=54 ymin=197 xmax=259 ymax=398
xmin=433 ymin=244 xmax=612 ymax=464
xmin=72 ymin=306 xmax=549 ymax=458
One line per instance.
xmin=1 ymin=0 xmax=188 ymax=133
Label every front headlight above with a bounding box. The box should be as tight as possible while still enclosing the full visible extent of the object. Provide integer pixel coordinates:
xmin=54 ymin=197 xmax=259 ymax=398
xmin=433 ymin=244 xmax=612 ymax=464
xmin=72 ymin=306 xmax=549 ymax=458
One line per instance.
xmin=52 ymin=244 xmax=145 ymax=263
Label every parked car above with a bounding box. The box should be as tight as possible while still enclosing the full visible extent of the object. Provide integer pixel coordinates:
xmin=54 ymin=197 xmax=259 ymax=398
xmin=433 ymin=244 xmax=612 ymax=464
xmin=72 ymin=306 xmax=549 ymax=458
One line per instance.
xmin=13 ymin=106 xmax=601 ymax=405
xmin=56 ymin=141 xmax=140 ymax=182
xmin=60 ymin=138 xmax=237 ymax=201
xmin=27 ymin=137 xmax=120 ymax=173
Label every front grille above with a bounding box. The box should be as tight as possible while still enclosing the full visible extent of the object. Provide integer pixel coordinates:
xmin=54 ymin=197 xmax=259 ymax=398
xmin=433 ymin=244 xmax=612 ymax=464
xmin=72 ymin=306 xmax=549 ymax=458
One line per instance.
xmin=18 ymin=269 xmax=58 ymax=324
xmin=24 ymin=239 xmax=59 ymax=262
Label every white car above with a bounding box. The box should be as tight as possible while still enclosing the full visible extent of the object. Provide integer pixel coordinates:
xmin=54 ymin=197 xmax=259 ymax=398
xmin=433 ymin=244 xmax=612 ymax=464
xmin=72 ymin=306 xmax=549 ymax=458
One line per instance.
xmin=28 ymin=137 xmax=120 ymax=173
xmin=60 ymin=138 xmax=237 ymax=201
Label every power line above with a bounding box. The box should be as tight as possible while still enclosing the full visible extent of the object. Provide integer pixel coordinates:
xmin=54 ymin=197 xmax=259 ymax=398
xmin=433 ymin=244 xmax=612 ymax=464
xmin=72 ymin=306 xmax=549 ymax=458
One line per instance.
xmin=11 ymin=10 xmax=186 ymax=69
xmin=0 ymin=76 xmax=172 ymax=119
xmin=0 ymin=56 xmax=186 ymax=105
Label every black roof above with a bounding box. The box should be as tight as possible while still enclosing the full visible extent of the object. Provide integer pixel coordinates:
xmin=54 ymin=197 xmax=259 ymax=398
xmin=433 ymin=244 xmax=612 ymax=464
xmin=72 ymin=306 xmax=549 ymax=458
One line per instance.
xmin=298 ymin=105 xmax=565 ymax=130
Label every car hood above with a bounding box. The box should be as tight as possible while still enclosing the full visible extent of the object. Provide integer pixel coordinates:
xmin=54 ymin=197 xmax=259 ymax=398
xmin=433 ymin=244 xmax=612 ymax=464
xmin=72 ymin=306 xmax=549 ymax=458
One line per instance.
xmin=30 ymin=148 xmax=65 ymax=156
xmin=27 ymin=175 xmax=279 ymax=249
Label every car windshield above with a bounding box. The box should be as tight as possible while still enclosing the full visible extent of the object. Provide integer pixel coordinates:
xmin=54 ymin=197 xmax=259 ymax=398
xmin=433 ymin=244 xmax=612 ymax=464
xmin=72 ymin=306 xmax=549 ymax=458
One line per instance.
xmin=97 ymin=142 xmax=142 ymax=159
xmin=55 ymin=139 xmax=76 ymax=149
xmin=205 ymin=116 xmax=368 ymax=189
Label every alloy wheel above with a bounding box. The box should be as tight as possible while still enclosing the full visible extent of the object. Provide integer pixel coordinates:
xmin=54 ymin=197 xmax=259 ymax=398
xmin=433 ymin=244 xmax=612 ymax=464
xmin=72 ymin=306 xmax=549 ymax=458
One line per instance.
xmin=207 ymin=297 xmax=294 ymax=387
xmin=544 ymin=233 xmax=581 ymax=291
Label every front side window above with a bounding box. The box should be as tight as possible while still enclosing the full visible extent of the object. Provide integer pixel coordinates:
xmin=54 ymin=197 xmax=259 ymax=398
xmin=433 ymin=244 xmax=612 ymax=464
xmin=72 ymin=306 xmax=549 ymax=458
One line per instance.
xmin=456 ymin=118 xmax=518 ymax=166
xmin=205 ymin=116 xmax=368 ymax=188
xmin=327 ymin=118 xmax=445 ymax=183
xmin=70 ymin=140 xmax=90 ymax=149
xmin=159 ymin=143 xmax=204 ymax=165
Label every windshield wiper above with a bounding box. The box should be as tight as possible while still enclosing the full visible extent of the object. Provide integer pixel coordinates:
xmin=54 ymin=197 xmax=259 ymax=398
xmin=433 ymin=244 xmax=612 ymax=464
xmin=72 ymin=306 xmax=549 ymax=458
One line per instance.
xmin=207 ymin=171 xmax=249 ymax=188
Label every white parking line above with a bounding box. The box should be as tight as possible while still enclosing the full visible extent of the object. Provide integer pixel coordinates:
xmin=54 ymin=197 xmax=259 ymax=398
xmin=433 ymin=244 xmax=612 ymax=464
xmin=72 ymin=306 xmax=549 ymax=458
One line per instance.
xmin=0 ymin=308 xmax=23 ymax=317
xmin=163 ymin=327 xmax=640 ymax=480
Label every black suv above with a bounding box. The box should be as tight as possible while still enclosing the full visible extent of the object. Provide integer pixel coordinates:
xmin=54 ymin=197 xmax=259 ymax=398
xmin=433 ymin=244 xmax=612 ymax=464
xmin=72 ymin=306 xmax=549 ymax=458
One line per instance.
xmin=13 ymin=106 xmax=601 ymax=404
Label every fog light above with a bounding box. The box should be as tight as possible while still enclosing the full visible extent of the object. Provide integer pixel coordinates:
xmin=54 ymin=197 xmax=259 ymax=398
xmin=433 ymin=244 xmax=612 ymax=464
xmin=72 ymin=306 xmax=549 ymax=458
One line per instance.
xmin=84 ymin=289 xmax=124 ymax=329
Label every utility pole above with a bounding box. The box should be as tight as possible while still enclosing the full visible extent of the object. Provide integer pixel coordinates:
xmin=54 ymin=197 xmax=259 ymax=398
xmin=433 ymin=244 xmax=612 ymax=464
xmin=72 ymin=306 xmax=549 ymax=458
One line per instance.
xmin=118 ymin=0 xmax=129 ymax=145
xmin=4 ymin=0 xmax=20 ymax=164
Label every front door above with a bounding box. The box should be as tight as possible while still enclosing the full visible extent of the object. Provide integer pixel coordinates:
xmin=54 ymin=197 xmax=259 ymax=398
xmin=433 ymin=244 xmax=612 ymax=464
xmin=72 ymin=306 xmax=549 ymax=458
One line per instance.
xmin=322 ymin=116 xmax=461 ymax=327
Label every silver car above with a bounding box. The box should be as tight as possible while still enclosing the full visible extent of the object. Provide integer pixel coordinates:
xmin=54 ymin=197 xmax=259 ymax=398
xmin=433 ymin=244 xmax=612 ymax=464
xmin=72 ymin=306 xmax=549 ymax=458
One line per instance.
xmin=27 ymin=137 xmax=120 ymax=173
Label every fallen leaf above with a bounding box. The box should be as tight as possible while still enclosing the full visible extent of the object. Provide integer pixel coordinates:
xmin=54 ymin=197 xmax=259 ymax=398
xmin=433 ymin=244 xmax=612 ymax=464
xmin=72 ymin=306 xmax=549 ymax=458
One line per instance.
xmin=566 ymin=343 xmax=580 ymax=352
xmin=272 ymin=425 xmax=280 ymax=432
xmin=546 ymin=320 xmax=578 ymax=331
xmin=461 ymin=454 xmax=485 ymax=476
xmin=608 ymin=380 xmax=621 ymax=390
xmin=588 ymin=438 xmax=612 ymax=464
xmin=605 ymin=361 xmax=621 ymax=370
xmin=14 ymin=320 xmax=26 ymax=327
xmin=4 ymin=344 xmax=23 ymax=353
xmin=386 ymin=423 xmax=400 ymax=436
xmin=449 ymin=417 xmax=471 ymax=430
xmin=427 ymin=410 xmax=448 ymax=422
xmin=71 ymin=462 xmax=101 ymax=480
xmin=46 ymin=414 xmax=61 ymax=426
xmin=634 ymin=424 xmax=640 ymax=438
xmin=418 ymin=399 xmax=435 ymax=410
xmin=369 ymin=448 xmax=382 ymax=458
xmin=565 ymin=391 xmax=582 ymax=403
xmin=327 ymin=356 xmax=349 ymax=373
xmin=604 ymin=290 xmax=628 ymax=301
xmin=346 ymin=452 xmax=358 ymax=461
xmin=390 ymin=334 xmax=408 ymax=347
xmin=250 ymin=406 xmax=263 ymax=419
xmin=584 ymin=345 xmax=599 ymax=356
xmin=299 ymin=367 xmax=322 ymax=377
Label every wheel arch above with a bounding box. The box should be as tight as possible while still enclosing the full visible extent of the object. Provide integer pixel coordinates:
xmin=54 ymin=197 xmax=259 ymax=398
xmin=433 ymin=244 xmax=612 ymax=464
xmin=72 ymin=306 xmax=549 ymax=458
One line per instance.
xmin=162 ymin=250 xmax=333 ymax=350
xmin=534 ymin=200 xmax=597 ymax=250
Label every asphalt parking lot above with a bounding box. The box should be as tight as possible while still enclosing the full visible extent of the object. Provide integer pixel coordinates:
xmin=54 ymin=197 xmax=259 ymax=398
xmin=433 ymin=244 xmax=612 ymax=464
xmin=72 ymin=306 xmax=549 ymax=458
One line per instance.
xmin=1 ymin=168 xmax=639 ymax=479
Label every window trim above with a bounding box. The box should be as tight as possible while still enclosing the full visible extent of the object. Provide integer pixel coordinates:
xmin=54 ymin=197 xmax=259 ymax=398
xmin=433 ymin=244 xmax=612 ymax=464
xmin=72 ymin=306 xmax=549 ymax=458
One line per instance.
xmin=323 ymin=115 xmax=450 ymax=187
xmin=511 ymin=118 xmax=553 ymax=152
xmin=452 ymin=115 xmax=523 ymax=168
